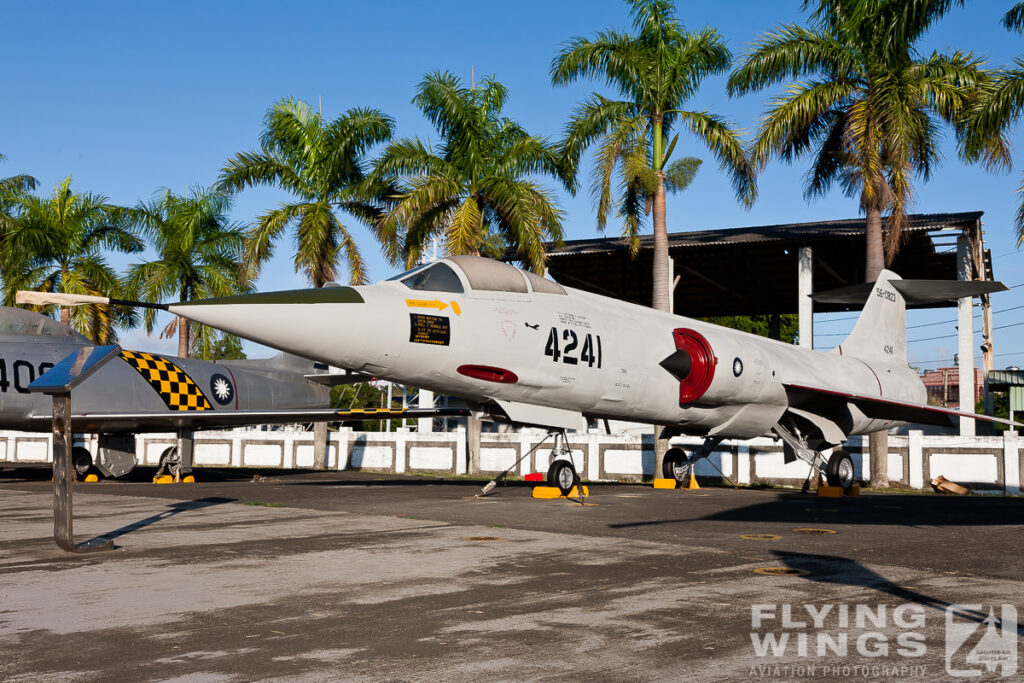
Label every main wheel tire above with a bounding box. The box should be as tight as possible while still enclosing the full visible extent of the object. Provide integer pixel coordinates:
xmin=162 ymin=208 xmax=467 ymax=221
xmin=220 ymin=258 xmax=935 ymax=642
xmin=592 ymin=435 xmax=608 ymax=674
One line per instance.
xmin=159 ymin=446 xmax=181 ymax=476
xmin=662 ymin=447 xmax=690 ymax=483
xmin=826 ymin=450 xmax=855 ymax=491
xmin=548 ymin=460 xmax=579 ymax=496
xmin=72 ymin=447 xmax=93 ymax=478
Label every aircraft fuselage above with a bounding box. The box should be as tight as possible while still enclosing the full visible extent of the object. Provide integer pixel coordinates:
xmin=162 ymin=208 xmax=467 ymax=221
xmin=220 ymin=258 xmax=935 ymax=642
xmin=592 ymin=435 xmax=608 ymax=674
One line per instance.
xmin=171 ymin=258 xmax=926 ymax=441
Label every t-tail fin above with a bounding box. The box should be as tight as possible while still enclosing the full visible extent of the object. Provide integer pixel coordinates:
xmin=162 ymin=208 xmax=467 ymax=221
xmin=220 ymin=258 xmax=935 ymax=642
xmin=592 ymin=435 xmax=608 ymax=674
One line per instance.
xmin=835 ymin=270 xmax=906 ymax=362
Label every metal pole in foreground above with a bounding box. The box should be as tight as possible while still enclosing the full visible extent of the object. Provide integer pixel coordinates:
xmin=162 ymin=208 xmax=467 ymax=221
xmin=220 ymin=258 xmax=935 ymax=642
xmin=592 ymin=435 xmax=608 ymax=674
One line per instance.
xmin=30 ymin=345 xmax=122 ymax=553
xmin=51 ymin=392 xmax=75 ymax=551
xmin=49 ymin=391 xmax=113 ymax=552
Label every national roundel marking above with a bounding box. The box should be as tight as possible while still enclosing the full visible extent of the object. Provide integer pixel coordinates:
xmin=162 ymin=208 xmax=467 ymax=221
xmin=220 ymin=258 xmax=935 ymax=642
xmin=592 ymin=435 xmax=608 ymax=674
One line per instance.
xmin=733 ymin=357 xmax=744 ymax=377
xmin=210 ymin=373 xmax=234 ymax=406
xmin=119 ymin=350 xmax=212 ymax=411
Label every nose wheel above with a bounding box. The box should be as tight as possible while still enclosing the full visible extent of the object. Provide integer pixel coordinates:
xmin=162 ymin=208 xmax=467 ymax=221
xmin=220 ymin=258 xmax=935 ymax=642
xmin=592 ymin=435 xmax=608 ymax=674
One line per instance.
xmin=547 ymin=459 xmax=580 ymax=496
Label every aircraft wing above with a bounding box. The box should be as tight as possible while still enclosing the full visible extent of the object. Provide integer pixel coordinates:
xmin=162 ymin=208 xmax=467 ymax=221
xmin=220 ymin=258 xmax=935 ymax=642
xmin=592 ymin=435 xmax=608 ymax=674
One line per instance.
xmin=25 ymin=407 xmax=469 ymax=433
xmin=784 ymin=383 xmax=1019 ymax=428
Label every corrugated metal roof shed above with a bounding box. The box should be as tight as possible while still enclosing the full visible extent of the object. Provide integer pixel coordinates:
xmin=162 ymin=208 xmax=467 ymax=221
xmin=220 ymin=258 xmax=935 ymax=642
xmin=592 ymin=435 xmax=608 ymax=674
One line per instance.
xmin=530 ymin=211 xmax=991 ymax=316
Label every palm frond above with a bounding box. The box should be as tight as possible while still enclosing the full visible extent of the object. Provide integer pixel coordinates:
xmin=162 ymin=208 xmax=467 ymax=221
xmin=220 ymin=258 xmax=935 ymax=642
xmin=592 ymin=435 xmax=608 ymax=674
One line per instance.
xmin=1005 ymin=2 xmax=1024 ymax=33
xmin=675 ymin=109 xmax=757 ymax=206
xmin=446 ymin=197 xmax=483 ymax=256
xmin=663 ymin=157 xmax=702 ymax=194
xmin=727 ymin=25 xmax=851 ymax=96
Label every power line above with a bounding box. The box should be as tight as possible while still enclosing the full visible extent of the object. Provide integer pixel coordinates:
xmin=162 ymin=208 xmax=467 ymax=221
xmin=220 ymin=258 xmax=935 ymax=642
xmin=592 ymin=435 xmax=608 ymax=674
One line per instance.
xmin=908 ymin=317 xmax=1024 ymax=343
xmin=911 ymin=349 xmax=1024 ymax=365
xmin=818 ymin=304 xmax=1024 ymax=340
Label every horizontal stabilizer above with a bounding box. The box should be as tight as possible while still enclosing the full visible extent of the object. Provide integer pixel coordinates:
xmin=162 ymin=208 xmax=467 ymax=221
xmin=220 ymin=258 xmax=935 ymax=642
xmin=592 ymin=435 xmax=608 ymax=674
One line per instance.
xmin=784 ymin=383 xmax=1021 ymax=429
xmin=812 ymin=279 xmax=1006 ymax=305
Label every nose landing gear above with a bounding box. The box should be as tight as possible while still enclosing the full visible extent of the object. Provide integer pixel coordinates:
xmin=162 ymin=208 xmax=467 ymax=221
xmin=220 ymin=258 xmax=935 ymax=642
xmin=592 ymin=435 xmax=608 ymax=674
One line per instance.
xmin=545 ymin=431 xmax=584 ymax=498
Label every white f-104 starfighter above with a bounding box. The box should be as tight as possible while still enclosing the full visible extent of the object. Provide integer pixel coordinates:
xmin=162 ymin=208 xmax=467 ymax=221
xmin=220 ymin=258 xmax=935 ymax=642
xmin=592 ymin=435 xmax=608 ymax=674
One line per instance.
xmin=22 ymin=255 xmax=1009 ymax=494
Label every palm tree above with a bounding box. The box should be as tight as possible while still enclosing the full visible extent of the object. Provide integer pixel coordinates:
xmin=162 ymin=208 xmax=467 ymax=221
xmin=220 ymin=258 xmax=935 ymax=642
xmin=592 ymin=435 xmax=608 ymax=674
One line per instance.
xmin=551 ymin=0 xmax=753 ymax=312
xmin=0 ymin=154 xmax=37 ymax=291
xmin=961 ymin=3 xmax=1024 ymax=238
xmin=6 ymin=176 xmax=142 ymax=342
xmin=218 ymin=98 xmax=393 ymax=287
xmin=728 ymin=0 xmax=989 ymax=280
xmin=124 ymin=187 xmax=250 ymax=358
xmin=373 ymin=71 xmax=568 ymax=272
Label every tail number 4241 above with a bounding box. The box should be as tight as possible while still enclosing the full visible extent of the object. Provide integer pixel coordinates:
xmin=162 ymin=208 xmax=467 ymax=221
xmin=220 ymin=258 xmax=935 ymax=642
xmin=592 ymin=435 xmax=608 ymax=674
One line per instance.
xmin=544 ymin=327 xmax=602 ymax=368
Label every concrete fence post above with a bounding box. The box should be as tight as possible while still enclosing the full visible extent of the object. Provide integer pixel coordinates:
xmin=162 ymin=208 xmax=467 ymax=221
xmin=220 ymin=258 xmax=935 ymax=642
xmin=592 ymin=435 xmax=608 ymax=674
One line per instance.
xmin=455 ymin=427 xmax=467 ymax=475
xmin=335 ymin=429 xmax=350 ymax=470
xmin=737 ymin=444 xmax=751 ymax=485
xmin=908 ymin=430 xmax=924 ymax=490
xmin=1003 ymin=430 xmax=1020 ymax=495
xmin=587 ymin=429 xmax=600 ymax=481
xmin=395 ymin=427 xmax=408 ymax=474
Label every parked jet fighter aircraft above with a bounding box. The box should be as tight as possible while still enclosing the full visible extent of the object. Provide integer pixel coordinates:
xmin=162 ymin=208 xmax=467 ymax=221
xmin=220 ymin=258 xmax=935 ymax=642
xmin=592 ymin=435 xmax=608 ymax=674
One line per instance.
xmin=22 ymin=256 xmax=1010 ymax=493
xmin=0 ymin=306 xmax=457 ymax=478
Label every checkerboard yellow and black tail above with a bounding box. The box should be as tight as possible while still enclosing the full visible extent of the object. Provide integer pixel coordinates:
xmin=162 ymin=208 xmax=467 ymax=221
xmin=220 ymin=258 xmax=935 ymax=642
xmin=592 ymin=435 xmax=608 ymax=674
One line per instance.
xmin=120 ymin=350 xmax=212 ymax=411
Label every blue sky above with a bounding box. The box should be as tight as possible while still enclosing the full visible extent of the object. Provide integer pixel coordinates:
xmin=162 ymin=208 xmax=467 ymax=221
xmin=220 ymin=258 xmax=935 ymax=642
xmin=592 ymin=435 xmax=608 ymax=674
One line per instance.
xmin=3 ymin=0 xmax=1024 ymax=370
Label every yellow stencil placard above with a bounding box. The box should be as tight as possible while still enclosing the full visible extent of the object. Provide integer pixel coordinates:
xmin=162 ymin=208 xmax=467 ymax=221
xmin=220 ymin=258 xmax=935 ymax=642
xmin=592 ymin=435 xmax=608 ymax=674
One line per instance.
xmin=405 ymin=298 xmax=449 ymax=311
xmin=120 ymin=350 xmax=212 ymax=411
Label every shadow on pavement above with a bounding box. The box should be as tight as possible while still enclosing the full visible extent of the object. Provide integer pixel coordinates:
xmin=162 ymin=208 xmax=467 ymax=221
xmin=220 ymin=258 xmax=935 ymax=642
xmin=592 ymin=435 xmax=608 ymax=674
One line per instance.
xmin=771 ymin=549 xmax=1024 ymax=635
xmin=607 ymin=491 xmax=1024 ymax=528
xmin=85 ymin=496 xmax=235 ymax=547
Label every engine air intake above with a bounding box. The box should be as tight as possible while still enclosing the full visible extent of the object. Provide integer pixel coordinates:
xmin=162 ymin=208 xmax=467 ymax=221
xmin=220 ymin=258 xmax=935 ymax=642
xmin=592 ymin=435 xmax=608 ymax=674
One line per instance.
xmin=660 ymin=328 xmax=716 ymax=404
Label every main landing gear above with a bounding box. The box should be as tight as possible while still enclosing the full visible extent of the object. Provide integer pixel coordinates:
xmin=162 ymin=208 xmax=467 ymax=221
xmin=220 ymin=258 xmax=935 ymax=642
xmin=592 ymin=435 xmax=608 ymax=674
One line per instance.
xmin=72 ymin=447 xmax=93 ymax=479
xmin=771 ymin=422 xmax=855 ymax=492
xmin=662 ymin=437 xmax=723 ymax=485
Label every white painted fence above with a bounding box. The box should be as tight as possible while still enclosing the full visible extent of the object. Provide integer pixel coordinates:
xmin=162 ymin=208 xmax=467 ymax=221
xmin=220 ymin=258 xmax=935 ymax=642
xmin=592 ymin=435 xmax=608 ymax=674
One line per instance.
xmin=0 ymin=428 xmax=1020 ymax=495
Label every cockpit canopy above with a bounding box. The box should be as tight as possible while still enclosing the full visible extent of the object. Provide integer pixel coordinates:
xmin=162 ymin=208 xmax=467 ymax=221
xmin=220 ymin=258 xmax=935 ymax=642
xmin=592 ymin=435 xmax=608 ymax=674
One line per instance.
xmin=388 ymin=255 xmax=566 ymax=296
xmin=0 ymin=307 xmax=88 ymax=341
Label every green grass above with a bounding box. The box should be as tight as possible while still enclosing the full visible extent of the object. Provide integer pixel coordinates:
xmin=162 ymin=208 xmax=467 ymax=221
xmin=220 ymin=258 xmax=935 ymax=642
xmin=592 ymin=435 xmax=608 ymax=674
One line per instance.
xmin=243 ymin=500 xmax=288 ymax=508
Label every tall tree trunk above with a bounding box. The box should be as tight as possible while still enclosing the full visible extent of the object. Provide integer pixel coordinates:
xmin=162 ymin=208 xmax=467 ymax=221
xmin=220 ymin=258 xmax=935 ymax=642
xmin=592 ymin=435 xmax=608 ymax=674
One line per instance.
xmin=865 ymin=202 xmax=884 ymax=281
xmin=60 ymin=268 xmax=70 ymax=326
xmin=651 ymin=175 xmax=670 ymax=313
xmin=177 ymin=317 xmax=189 ymax=358
xmin=864 ymin=201 xmax=888 ymax=488
xmin=651 ymin=173 xmax=670 ymax=479
xmin=649 ymin=112 xmax=672 ymax=479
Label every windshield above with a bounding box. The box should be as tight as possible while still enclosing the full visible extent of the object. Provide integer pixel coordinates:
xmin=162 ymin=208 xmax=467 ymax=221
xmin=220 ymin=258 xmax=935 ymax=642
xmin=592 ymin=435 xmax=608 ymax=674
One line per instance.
xmin=386 ymin=262 xmax=430 ymax=281
xmin=399 ymin=263 xmax=465 ymax=293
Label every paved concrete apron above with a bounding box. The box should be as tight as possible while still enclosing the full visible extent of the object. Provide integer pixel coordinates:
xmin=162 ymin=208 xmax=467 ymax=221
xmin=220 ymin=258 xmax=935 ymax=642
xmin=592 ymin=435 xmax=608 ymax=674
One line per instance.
xmin=0 ymin=477 xmax=1020 ymax=681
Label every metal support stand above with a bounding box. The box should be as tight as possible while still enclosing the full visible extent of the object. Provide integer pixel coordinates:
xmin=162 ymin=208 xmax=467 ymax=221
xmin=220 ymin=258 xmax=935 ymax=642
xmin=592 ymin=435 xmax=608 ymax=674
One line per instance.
xmin=29 ymin=345 xmax=122 ymax=553
xmin=50 ymin=393 xmax=113 ymax=553
xmin=174 ymin=429 xmax=194 ymax=482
